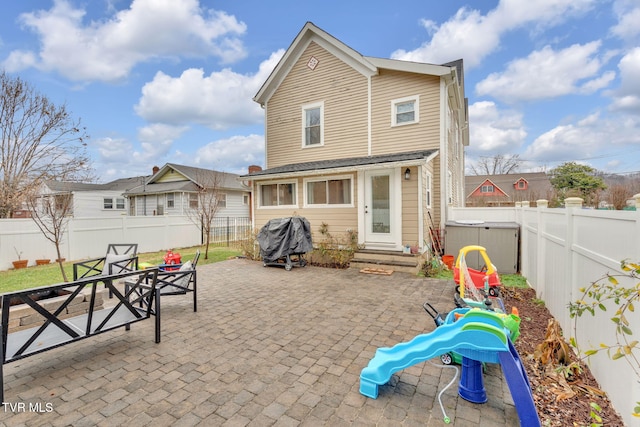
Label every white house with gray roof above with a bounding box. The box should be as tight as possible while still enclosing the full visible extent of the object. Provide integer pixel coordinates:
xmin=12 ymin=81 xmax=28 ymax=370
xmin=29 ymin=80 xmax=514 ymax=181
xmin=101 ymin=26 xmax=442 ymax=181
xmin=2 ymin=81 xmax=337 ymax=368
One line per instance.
xmin=124 ymin=163 xmax=251 ymax=218
xmin=42 ymin=177 xmax=141 ymax=218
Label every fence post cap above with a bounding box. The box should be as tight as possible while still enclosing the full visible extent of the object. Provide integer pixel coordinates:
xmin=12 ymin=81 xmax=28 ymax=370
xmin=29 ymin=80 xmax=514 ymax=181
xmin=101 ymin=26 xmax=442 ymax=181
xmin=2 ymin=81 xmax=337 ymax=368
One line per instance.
xmin=565 ymin=197 xmax=584 ymax=208
xmin=537 ymin=199 xmax=548 ymax=208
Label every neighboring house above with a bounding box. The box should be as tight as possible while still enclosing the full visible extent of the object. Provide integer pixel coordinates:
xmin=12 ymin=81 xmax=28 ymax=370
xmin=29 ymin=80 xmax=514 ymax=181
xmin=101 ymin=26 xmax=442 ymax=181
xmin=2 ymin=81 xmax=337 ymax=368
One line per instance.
xmin=40 ymin=177 xmax=141 ymax=217
xmin=124 ymin=163 xmax=251 ymax=218
xmin=242 ymin=22 xmax=468 ymax=253
xmin=465 ymin=172 xmax=554 ymax=207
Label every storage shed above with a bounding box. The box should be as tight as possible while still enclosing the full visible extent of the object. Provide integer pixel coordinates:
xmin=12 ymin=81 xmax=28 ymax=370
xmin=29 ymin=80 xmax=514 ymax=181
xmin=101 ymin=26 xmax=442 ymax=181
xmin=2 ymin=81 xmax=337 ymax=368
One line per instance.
xmin=444 ymin=221 xmax=520 ymax=274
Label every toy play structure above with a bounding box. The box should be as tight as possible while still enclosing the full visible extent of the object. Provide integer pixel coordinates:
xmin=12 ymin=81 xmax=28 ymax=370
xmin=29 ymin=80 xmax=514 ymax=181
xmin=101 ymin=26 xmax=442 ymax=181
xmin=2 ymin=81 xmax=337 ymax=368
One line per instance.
xmin=454 ymin=245 xmax=502 ymax=297
xmin=359 ymin=309 xmax=540 ymax=426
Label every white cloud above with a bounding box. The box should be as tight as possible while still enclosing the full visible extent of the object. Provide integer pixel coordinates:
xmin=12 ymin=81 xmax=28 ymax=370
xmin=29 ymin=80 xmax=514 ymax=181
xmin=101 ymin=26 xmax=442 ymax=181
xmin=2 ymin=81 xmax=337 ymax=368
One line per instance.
xmin=194 ymin=134 xmax=265 ymax=174
xmin=468 ymin=101 xmax=527 ymax=153
xmin=3 ymin=0 xmax=247 ymax=82
xmin=134 ymin=50 xmax=284 ymax=130
xmin=523 ymin=112 xmax=640 ymax=168
xmin=137 ymin=123 xmax=189 ymax=158
xmin=391 ymin=0 xmax=596 ymax=68
xmin=611 ymin=1 xmax=640 ymax=41
xmin=609 ymin=47 xmax=640 ymax=112
xmin=476 ymin=42 xmax=614 ymax=102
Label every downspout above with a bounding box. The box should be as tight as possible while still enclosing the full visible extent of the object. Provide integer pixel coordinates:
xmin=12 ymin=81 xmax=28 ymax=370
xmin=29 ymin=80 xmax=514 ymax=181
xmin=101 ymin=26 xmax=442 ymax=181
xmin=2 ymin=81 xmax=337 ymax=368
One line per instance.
xmin=367 ymin=75 xmax=372 ymax=156
xmin=440 ymin=77 xmax=456 ymax=227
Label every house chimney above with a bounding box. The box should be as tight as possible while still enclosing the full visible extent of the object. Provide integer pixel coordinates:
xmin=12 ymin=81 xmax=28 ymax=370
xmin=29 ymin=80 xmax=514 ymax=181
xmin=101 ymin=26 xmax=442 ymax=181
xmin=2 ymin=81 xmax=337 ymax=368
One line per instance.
xmin=248 ymin=165 xmax=262 ymax=175
xmin=152 ymin=166 xmax=159 ymax=175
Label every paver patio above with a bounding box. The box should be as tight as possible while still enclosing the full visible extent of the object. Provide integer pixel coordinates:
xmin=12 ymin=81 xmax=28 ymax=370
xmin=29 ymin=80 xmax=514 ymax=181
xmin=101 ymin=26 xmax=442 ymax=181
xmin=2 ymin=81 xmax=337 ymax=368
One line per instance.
xmin=1 ymin=258 xmax=520 ymax=426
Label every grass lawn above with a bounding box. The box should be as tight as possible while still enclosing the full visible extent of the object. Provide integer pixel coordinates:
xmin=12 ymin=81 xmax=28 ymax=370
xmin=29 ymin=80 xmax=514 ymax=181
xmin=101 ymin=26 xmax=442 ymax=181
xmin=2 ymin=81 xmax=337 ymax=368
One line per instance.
xmin=424 ymin=265 xmax=529 ymax=289
xmin=0 ymin=245 xmax=241 ymax=294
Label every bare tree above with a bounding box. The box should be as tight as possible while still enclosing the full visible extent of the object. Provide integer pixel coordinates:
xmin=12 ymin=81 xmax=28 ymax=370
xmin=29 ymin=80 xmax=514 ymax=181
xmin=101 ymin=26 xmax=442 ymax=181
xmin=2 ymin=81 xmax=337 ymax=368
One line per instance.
xmin=468 ymin=154 xmax=522 ymax=175
xmin=185 ymin=170 xmax=226 ymax=260
xmin=0 ymin=71 xmax=91 ymax=218
xmin=607 ymin=184 xmax=631 ymax=210
xmin=26 ymin=182 xmax=74 ymax=281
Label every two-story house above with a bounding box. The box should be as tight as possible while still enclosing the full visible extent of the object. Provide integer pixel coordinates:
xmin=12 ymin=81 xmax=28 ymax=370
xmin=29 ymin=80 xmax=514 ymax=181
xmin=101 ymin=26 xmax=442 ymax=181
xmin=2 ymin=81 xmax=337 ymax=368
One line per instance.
xmin=243 ymin=22 xmax=468 ymax=261
xmin=465 ymin=172 xmax=554 ymax=207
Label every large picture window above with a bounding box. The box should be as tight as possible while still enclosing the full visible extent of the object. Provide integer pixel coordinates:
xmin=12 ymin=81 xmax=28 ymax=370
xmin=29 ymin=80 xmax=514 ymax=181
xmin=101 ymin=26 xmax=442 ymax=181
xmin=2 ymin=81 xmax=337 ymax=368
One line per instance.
xmin=305 ymin=177 xmax=352 ymax=206
xmin=302 ymin=102 xmax=324 ymax=147
xmin=260 ymin=182 xmax=297 ymax=207
xmin=391 ymin=95 xmax=419 ymax=126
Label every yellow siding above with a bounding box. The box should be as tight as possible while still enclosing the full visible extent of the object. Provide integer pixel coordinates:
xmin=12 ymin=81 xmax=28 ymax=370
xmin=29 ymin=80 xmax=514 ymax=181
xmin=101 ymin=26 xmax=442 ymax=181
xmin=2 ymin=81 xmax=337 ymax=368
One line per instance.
xmin=401 ymin=166 xmax=419 ymax=246
xmin=253 ymin=172 xmax=359 ymax=242
xmin=370 ymin=70 xmax=441 ymax=156
xmin=266 ymin=42 xmax=369 ymax=168
xmin=156 ymin=169 xmax=187 ymax=183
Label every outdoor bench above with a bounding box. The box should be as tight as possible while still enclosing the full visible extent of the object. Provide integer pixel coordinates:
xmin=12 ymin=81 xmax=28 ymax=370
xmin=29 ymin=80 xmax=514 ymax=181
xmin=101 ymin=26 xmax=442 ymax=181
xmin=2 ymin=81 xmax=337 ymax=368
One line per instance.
xmin=0 ymin=268 xmax=160 ymax=402
xmin=73 ymin=243 xmax=139 ymax=280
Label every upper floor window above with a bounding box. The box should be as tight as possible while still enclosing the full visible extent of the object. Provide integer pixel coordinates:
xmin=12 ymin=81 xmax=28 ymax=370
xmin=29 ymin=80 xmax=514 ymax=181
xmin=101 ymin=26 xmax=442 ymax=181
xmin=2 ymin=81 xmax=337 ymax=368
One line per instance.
xmin=305 ymin=177 xmax=352 ymax=207
xmin=516 ymin=180 xmax=527 ymax=190
xmin=302 ymin=102 xmax=324 ymax=147
xmin=259 ymin=182 xmax=297 ymax=207
xmin=481 ymin=185 xmax=494 ymax=193
xmin=391 ymin=95 xmax=419 ymax=126
xmin=243 ymin=194 xmax=249 ymax=205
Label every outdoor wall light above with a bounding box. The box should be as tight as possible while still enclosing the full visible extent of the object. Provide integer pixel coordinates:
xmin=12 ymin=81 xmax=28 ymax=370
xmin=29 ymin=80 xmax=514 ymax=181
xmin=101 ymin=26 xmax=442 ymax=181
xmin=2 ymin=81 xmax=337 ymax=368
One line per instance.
xmin=404 ymin=168 xmax=411 ymax=180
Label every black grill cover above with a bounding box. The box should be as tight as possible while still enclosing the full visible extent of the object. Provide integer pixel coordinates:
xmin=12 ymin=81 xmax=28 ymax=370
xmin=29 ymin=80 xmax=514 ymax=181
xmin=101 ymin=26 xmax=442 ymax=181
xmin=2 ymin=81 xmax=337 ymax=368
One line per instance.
xmin=257 ymin=217 xmax=313 ymax=263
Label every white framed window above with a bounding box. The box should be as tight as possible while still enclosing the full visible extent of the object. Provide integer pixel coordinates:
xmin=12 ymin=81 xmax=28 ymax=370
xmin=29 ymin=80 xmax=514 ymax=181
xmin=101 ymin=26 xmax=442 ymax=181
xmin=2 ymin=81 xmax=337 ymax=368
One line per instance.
xmin=218 ymin=193 xmax=227 ymax=208
xmin=167 ymin=193 xmax=175 ymax=208
xmin=259 ymin=181 xmax=297 ymax=208
xmin=302 ymin=101 xmax=324 ymax=147
xmin=103 ymin=197 xmax=113 ymax=209
xmin=391 ymin=95 xmax=419 ymax=126
xmin=189 ymin=193 xmax=198 ymax=209
xmin=243 ymin=194 xmax=249 ymax=205
xmin=103 ymin=197 xmax=125 ymax=210
xmin=481 ymin=185 xmax=494 ymax=193
xmin=116 ymin=198 xmax=125 ymax=209
xmin=304 ymin=176 xmax=353 ymax=207
xmin=425 ymin=172 xmax=432 ymax=209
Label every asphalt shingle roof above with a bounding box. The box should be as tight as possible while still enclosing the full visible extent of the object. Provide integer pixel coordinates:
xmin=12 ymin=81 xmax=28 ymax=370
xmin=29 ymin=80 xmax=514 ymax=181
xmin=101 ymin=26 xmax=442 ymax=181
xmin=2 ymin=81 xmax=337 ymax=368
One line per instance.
xmin=242 ymin=150 xmax=438 ymax=178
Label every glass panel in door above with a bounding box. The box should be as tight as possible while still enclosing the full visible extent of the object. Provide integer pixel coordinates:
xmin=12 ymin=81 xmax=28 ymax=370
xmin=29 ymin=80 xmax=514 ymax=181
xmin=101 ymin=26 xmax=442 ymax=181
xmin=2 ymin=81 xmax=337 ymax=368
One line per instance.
xmin=371 ymin=175 xmax=390 ymax=234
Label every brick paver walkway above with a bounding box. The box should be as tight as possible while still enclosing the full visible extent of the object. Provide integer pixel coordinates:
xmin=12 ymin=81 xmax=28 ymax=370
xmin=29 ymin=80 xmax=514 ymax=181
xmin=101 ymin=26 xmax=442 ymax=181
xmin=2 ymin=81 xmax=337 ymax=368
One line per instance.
xmin=1 ymin=259 xmax=520 ymax=426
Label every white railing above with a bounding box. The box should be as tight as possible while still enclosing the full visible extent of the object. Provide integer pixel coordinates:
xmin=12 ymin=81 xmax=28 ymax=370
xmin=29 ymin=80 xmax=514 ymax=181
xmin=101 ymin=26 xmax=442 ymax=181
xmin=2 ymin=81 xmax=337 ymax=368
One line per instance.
xmin=450 ymin=197 xmax=640 ymax=426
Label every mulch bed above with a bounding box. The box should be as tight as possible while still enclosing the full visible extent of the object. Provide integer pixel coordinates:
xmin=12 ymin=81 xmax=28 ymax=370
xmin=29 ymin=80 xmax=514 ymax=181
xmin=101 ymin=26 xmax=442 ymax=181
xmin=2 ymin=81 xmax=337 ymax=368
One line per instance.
xmin=501 ymin=286 xmax=626 ymax=426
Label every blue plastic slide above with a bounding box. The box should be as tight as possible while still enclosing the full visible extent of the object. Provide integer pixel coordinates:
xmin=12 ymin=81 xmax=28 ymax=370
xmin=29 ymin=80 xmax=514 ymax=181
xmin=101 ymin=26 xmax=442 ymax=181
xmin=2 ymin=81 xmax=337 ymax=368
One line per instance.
xmin=359 ymin=311 xmax=540 ymax=427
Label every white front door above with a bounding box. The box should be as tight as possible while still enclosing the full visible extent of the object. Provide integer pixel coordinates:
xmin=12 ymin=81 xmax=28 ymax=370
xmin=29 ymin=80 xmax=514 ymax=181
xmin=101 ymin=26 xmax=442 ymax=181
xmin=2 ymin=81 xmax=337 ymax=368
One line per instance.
xmin=363 ymin=169 xmax=401 ymax=248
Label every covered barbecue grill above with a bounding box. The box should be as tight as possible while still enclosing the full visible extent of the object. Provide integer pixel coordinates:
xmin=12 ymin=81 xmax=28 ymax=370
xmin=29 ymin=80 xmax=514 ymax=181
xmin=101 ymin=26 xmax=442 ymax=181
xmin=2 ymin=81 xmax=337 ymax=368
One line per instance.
xmin=257 ymin=216 xmax=313 ymax=271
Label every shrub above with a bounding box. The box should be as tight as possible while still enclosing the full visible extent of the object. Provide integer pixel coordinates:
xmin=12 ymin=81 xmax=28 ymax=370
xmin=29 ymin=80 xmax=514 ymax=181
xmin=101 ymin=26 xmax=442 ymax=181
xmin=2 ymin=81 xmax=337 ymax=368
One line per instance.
xmin=310 ymin=222 xmax=362 ymax=268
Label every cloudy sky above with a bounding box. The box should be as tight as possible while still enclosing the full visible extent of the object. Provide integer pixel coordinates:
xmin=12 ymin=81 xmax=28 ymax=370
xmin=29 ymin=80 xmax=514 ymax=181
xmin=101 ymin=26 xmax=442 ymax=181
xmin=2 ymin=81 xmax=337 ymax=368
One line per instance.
xmin=1 ymin=0 xmax=639 ymax=182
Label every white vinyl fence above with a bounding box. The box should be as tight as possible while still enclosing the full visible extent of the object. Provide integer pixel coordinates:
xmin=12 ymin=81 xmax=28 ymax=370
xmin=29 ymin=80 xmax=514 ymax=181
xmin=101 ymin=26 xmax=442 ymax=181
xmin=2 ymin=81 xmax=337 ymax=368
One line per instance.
xmin=0 ymin=215 xmax=201 ymax=270
xmin=449 ymin=197 xmax=640 ymax=426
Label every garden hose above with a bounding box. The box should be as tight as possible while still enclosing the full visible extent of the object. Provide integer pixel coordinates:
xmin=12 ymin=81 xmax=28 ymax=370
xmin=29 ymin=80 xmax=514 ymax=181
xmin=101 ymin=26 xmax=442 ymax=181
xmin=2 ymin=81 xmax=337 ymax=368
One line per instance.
xmin=428 ymin=360 xmax=459 ymax=424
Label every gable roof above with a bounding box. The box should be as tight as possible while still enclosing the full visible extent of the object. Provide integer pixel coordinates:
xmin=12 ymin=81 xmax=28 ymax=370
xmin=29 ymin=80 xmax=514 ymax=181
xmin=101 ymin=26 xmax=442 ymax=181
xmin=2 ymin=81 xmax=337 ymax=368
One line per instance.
xmin=469 ymin=178 xmax=509 ymax=197
xmin=241 ymin=150 xmax=438 ymax=180
xmin=125 ymin=163 xmax=248 ymax=196
xmin=253 ymin=22 xmax=461 ymax=107
xmin=465 ymin=172 xmax=553 ymax=200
